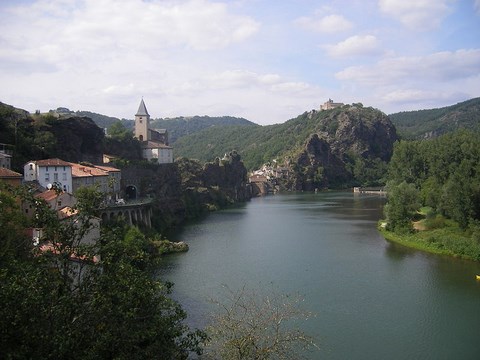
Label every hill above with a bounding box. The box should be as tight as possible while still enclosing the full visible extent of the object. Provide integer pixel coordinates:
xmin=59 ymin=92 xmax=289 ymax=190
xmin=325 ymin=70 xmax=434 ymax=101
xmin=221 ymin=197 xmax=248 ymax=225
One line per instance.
xmin=0 ymin=103 xmax=106 ymax=170
xmin=389 ymin=97 xmax=480 ymax=139
xmin=149 ymin=115 xmax=257 ymax=143
xmin=174 ymin=104 xmax=398 ymax=188
xmin=52 ymin=108 xmax=257 ymax=144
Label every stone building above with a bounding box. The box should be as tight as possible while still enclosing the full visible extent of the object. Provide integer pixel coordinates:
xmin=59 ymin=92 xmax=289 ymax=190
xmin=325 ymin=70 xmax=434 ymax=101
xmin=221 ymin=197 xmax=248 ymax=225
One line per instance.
xmin=134 ymin=99 xmax=173 ymax=164
xmin=320 ymin=98 xmax=344 ymax=111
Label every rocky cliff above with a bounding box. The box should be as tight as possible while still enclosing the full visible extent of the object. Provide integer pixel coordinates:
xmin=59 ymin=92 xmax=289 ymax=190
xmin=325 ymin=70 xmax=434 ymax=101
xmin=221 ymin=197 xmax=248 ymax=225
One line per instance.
xmin=119 ymin=154 xmax=251 ymax=232
xmin=287 ymin=105 xmax=398 ymax=190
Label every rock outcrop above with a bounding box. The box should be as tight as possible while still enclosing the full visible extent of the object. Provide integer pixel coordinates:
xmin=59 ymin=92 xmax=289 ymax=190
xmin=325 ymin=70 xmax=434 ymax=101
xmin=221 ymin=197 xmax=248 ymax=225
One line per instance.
xmin=288 ymin=105 xmax=398 ymax=190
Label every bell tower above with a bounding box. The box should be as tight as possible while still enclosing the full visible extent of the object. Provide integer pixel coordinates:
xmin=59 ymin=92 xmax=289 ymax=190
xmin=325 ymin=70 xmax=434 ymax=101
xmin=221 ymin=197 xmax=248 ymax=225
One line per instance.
xmin=135 ymin=98 xmax=150 ymax=142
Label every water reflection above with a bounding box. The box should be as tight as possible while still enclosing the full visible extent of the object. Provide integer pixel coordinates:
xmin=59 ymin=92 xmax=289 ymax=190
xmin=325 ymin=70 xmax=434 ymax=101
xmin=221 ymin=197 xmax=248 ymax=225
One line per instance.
xmin=158 ymin=192 xmax=480 ymax=360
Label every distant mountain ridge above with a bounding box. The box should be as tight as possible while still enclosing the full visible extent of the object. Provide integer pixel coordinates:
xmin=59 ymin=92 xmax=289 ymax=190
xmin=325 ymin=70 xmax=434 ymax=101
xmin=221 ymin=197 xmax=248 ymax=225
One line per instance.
xmin=389 ymin=97 xmax=480 ymax=139
xmin=150 ymin=115 xmax=257 ymax=143
xmin=54 ymin=107 xmax=257 ymax=144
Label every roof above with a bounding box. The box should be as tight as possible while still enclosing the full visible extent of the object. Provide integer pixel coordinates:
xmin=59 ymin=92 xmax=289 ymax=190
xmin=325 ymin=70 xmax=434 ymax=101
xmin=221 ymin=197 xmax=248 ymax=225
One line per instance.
xmin=143 ymin=141 xmax=172 ymax=149
xmin=35 ymin=189 xmax=62 ymax=201
xmin=0 ymin=167 xmax=22 ymax=178
xmin=93 ymin=165 xmax=121 ymax=172
xmin=135 ymin=98 xmax=149 ymax=116
xmin=29 ymin=158 xmax=72 ymax=167
xmin=152 ymin=128 xmax=167 ymax=135
xmin=69 ymin=163 xmax=108 ymax=178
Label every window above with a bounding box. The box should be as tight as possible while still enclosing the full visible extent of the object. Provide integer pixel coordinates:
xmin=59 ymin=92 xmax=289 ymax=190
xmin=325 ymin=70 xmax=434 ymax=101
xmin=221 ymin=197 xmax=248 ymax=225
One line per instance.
xmin=62 ymin=173 xmax=67 ymax=181
xmin=46 ymin=166 xmax=49 ymax=171
xmin=29 ymin=164 xmax=33 ymax=170
xmin=54 ymin=173 xmax=58 ymax=181
xmin=57 ymin=200 xmax=62 ymax=207
xmin=54 ymin=166 xmax=57 ymax=171
xmin=45 ymin=173 xmax=50 ymax=181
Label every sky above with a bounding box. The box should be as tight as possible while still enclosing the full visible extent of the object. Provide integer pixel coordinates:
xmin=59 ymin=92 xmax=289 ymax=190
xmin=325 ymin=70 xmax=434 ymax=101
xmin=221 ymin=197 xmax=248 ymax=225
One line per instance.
xmin=0 ymin=0 xmax=479 ymax=125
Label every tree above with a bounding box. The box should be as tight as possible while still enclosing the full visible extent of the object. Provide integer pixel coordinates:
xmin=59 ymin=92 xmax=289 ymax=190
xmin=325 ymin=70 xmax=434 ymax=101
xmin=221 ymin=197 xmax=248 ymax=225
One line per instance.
xmin=0 ymin=185 xmax=31 ymax=261
xmin=203 ymin=285 xmax=318 ymax=360
xmin=384 ymin=181 xmax=421 ymax=232
xmin=0 ymin=186 xmax=205 ymax=359
xmin=108 ymin=121 xmax=133 ymax=141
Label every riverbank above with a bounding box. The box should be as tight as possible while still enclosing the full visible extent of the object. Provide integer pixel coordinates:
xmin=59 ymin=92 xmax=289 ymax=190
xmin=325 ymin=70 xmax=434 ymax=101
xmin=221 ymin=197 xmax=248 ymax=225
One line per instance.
xmin=378 ymin=224 xmax=480 ymax=262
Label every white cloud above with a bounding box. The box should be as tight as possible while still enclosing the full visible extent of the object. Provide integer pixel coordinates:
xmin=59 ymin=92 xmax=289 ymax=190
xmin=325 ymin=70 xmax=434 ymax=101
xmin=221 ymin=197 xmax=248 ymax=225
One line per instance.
xmin=1 ymin=0 xmax=260 ymax=71
xmin=295 ymin=14 xmax=353 ymax=33
xmin=325 ymin=35 xmax=381 ymax=57
xmin=336 ymin=49 xmax=480 ymax=84
xmin=335 ymin=49 xmax=480 ymax=113
xmin=378 ymin=0 xmax=452 ymax=31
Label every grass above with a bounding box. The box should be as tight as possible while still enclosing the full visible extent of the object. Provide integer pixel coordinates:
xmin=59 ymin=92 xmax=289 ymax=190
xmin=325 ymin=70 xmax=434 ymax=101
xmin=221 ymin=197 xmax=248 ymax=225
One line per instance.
xmin=379 ymin=220 xmax=480 ymax=261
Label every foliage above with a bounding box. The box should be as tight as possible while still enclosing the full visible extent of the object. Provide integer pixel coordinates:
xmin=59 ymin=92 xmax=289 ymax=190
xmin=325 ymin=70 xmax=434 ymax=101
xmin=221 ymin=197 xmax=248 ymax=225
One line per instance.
xmin=389 ymin=97 xmax=480 ymax=139
xmin=0 ymin=185 xmax=31 ymax=262
xmin=0 ymin=186 xmax=205 ymax=359
xmin=383 ymin=130 xmax=480 ymax=259
xmin=107 ymin=120 xmax=134 ymax=141
xmin=203 ymin=285 xmax=318 ymax=360
xmin=150 ymin=115 xmax=257 ymax=143
xmin=174 ymin=105 xmax=395 ymax=176
xmin=384 ymin=181 xmax=421 ymax=232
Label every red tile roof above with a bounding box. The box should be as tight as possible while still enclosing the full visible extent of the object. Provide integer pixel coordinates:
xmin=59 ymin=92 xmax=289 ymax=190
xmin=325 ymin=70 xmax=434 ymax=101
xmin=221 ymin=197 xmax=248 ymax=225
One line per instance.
xmin=31 ymin=158 xmax=72 ymax=167
xmin=35 ymin=189 xmax=61 ymax=201
xmin=69 ymin=163 xmax=108 ymax=178
xmin=93 ymin=165 xmax=120 ymax=172
xmin=0 ymin=167 xmax=22 ymax=178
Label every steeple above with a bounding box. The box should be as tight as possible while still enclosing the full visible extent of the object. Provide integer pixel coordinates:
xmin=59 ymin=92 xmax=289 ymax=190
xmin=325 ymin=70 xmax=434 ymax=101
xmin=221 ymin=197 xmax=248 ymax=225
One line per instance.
xmin=136 ymin=98 xmax=149 ymax=116
xmin=135 ymin=98 xmax=150 ymax=141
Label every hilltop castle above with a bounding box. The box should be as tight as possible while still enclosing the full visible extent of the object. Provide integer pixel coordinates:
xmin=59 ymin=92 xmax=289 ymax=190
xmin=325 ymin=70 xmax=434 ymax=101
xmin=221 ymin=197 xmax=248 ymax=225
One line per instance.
xmin=134 ymin=99 xmax=173 ymax=164
xmin=320 ymin=98 xmax=344 ymax=111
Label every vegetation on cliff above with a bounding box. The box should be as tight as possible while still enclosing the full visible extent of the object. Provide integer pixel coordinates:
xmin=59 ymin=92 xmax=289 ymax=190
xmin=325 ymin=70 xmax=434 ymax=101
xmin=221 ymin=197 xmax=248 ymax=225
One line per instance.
xmin=0 ymin=103 xmax=105 ymax=169
xmin=382 ymin=130 xmax=480 ymax=260
xmin=174 ymin=104 xmax=397 ymax=188
xmin=389 ymin=97 xmax=480 ymax=139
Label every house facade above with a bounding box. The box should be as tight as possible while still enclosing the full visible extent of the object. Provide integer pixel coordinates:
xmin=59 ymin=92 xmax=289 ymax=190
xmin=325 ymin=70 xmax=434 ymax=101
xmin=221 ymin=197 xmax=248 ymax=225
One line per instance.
xmin=134 ymin=99 xmax=173 ymax=163
xmin=70 ymin=162 xmax=122 ymax=203
xmin=24 ymin=158 xmax=73 ymax=192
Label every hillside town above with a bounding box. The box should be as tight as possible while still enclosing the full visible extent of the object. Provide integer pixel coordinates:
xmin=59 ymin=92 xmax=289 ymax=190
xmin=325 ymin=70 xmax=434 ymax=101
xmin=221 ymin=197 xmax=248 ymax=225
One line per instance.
xmin=0 ymin=99 xmax=176 ymax=270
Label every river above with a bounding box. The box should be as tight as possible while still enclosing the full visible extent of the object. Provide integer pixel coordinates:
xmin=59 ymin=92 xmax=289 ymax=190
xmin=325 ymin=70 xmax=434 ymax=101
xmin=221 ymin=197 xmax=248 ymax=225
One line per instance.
xmin=157 ymin=192 xmax=480 ymax=359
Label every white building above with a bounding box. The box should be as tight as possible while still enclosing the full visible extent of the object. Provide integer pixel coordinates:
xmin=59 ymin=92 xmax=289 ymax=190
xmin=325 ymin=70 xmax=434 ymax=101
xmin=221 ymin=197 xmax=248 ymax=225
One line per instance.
xmin=134 ymin=99 xmax=173 ymax=164
xmin=24 ymin=158 xmax=73 ymax=192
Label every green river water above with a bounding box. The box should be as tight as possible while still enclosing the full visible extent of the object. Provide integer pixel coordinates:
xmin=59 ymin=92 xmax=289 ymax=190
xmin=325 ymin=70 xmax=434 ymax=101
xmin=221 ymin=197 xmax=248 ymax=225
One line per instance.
xmin=158 ymin=192 xmax=480 ymax=359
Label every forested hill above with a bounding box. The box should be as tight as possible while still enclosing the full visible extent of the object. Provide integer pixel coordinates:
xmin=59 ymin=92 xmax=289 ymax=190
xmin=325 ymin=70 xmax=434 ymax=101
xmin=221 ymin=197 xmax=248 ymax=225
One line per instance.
xmin=150 ymin=116 xmax=257 ymax=143
xmin=389 ymin=97 xmax=480 ymax=139
xmin=174 ymin=104 xmax=398 ymax=173
xmin=53 ymin=107 xmax=257 ymax=144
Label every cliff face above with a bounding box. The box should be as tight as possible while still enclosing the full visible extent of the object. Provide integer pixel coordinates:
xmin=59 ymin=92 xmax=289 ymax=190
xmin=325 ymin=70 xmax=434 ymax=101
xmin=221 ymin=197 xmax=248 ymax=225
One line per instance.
xmin=120 ymin=155 xmax=251 ymax=232
xmin=329 ymin=107 xmax=397 ymax=161
xmin=0 ymin=104 xmax=105 ymax=169
xmin=289 ymin=105 xmax=398 ymax=189
xmin=46 ymin=116 xmax=105 ymax=164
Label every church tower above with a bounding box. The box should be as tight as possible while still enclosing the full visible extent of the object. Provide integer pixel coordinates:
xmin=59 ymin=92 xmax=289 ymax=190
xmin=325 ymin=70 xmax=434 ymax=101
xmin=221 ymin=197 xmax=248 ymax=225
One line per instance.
xmin=135 ymin=98 xmax=150 ymax=141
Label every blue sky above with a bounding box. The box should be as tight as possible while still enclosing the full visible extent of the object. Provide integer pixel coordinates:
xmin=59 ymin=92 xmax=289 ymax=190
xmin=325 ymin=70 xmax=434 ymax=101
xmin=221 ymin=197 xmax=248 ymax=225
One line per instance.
xmin=0 ymin=0 xmax=479 ymax=125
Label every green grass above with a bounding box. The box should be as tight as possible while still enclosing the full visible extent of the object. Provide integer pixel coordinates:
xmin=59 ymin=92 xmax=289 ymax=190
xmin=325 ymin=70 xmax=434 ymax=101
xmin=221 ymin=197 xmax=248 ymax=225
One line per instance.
xmin=379 ymin=223 xmax=480 ymax=261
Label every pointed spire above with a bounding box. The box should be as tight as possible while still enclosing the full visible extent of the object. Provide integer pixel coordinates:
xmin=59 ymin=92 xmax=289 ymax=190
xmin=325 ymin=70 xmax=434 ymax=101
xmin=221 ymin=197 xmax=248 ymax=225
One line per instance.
xmin=136 ymin=98 xmax=149 ymax=116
